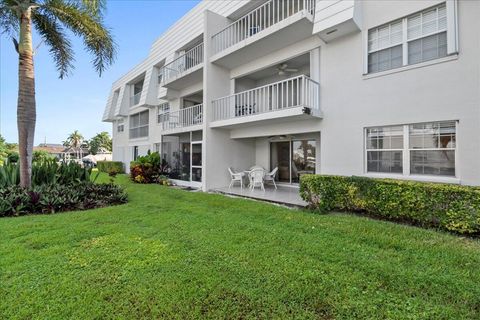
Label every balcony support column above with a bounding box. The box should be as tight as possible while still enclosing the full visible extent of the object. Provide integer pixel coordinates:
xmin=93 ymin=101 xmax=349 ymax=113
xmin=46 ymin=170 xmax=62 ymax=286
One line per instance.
xmin=310 ymin=47 xmax=321 ymax=83
xmin=203 ymin=10 xmax=233 ymax=191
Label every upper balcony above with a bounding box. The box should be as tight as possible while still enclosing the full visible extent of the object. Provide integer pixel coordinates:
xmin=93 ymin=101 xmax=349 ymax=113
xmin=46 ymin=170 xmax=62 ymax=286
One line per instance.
xmin=211 ymin=0 xmax=315 ymax=68
xmin=130 ymin=92 xmax=141 ymax=107
xmin=211 ymin=75 xmax=321 ymax=128
xmin=130 ymin=78 xmax=144 ymax=107
xmin=159 ymin=42 xmax=204 ymax=90
xmin=158 ymin=103 xmax=203 ymax=134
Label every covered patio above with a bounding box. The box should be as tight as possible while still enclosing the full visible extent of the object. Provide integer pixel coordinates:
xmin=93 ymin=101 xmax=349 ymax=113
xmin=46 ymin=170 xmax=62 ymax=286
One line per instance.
xmin=214 ymin=185 xmax=307 ymax=207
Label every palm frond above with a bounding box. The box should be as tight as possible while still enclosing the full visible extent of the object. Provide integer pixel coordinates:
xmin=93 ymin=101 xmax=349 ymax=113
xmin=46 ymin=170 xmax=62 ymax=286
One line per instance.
xmin=80 ymin=0 xmax=105 ymax=18
xmin=31 ymin=10 xmax=75 ymax=78
xmin=0 ymin=0 xmax=19 ymax=36
xmin=43 ymin=0 xmax=116 ymax=76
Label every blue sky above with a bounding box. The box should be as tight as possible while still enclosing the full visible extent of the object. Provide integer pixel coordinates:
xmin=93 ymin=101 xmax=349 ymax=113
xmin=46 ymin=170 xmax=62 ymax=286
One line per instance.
xmin=0 ymin=0 xmax=200 ymax=145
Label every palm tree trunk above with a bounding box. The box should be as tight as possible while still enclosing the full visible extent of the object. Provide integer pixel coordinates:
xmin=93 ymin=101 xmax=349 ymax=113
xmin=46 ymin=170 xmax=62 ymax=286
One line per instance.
xmin=17 ymin=7 xmax=36 ymax=188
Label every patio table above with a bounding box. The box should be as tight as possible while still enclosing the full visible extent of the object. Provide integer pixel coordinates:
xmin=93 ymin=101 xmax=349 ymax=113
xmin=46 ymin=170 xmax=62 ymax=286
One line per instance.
xmin=244 ymin=168 xmax=266 ymax=187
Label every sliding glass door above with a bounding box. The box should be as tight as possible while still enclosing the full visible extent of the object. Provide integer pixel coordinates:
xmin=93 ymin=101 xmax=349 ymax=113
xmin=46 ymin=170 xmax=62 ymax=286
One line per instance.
xmin=291 ymin=140 xmax=316 ymax=183
xmin=270 ymin=141 xmax=291 ymax=183
xmin=191 ymin=142 xmax=202 ymax=182
xmin=270 ymin=139 xmax=316 ymax=184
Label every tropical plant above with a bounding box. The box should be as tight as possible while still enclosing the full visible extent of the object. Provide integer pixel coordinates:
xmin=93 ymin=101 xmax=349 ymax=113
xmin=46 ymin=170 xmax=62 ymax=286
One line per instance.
xmin=0 ymin=159 xmax=96 ymax=188
xmin=0 ymin=181 xmax=128 ymax=217
xmin=89 ymin=131 xmax=112 ymax=155
xmin=0 ymin=162 xmax=20 ymax=187
xmin=0 ymin=0 xmax=116 ymax=187
xmin=129 ymin=152 xmax=171 ymax=184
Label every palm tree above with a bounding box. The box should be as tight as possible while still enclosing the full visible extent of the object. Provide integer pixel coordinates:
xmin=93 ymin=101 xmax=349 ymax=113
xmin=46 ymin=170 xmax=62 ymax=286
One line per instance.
xmin=89 ymin=131 xmax=111 ymax=155
xmin=0 ymin=0 xmax=116 ymax=187
xmin=63 ymin=130 xmax=84 ymax=159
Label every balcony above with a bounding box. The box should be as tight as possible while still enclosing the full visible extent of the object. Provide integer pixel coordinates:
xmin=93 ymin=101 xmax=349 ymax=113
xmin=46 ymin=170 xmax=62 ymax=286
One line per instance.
xmin=159 ymin=104 xmax=203 ymax=133
xmin=211 ymin=0 xmax=315 ymax=68
xmin=159 ymin=43 xmax=204 ymax=90
xmin=130 ymin=92 xmax=141 ymax=107
xmin=211 ymin=75 xmax=321 ymax=128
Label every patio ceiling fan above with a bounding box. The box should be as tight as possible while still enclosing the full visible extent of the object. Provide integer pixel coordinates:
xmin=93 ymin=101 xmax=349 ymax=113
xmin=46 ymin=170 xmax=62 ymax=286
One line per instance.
xmin=276 ymin=63 xmax=298 ymax=76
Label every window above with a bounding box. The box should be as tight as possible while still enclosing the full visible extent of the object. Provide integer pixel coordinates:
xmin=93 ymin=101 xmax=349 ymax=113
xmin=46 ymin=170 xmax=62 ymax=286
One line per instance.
xmin=409 ymin=121 xmax=455 ymax=176
xmin=129 ymin=110 xmax=149 ymax=139
xmin=117 ymin=119 xmax=124 ymax=133
xmin=367 ymin=3 xmax=451 ymax=73
xmin=368 ymin=20 xmax=403 ymax=73
xmin=365 ymin=121 xmax=457 ymax=177
xmin=133 ymin=146 xmax=139 ymax=161
xmin=157 ymin=103 xmax=170 ymax=123
xmin=366 ymin=126 xmax=404 ymax=173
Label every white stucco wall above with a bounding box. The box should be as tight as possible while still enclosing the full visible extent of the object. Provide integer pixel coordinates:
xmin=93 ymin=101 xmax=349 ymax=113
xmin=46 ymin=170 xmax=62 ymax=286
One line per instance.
xmin=104 ymin=0 xmax=480 ymax=187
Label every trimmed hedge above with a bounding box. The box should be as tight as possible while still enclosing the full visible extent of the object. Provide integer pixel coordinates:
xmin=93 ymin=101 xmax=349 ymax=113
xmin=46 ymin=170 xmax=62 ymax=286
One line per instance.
xmin=300 ymin=175 xmax=480 ymax=235
xmin=97 ymin=161 xmax=124 ymax=174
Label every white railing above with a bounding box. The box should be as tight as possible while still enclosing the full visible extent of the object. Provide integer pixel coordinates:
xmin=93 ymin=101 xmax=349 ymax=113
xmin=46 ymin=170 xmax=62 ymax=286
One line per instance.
xmin=212 ymin=75 xmax=319 ymax=121
xmin=159 ymin=43 xmax=204 ymax=84
xmin=130 ymin=92 xmax=141 ymax=106
xmin=212 ymin=0 xmax=315 ymax=54
xmin=159 ymin=104 xmax=203 ymax=130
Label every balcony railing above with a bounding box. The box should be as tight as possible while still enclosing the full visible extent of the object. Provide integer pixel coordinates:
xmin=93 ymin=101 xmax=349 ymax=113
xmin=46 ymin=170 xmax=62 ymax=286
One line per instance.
xmin=159 ymin=43 xmax=204 ymax=84
xmin=212 ymin=75 xmax=319 ymax=121
xmin=130 ymin=92 xmax=141 ymax=106
xmin=159 ymin=104 xmax=203 ymax=130
xmin=212 ymin=0 xmax=315 ymax=55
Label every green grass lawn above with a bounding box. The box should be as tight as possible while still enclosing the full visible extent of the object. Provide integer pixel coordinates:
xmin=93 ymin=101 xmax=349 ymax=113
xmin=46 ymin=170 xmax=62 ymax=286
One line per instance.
xmin=1 ymin=174 xmax=479 ymax=319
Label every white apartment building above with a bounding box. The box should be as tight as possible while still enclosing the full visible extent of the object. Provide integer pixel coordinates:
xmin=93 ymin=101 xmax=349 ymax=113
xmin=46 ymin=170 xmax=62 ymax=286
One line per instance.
xmin=103 ymin=0 xmax=480 ymax=192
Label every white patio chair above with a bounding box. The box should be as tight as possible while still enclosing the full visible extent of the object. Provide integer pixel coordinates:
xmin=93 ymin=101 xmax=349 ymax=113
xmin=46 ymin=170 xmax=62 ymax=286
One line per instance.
xmin=249 ymin=168 xmax=265 ymax=191
xmin=264 ymin=167 xmax=278 ymax=189
xmin=228 ymin=167 xmax=244 ymax=189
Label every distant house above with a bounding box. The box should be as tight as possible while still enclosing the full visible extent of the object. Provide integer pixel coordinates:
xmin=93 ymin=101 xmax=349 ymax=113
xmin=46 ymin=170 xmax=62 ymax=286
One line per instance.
xmin=34 ymin=144 xmax=65 ymax=159
xmin=34 ymin=144 xmax=93 ymax=162
xmin=61 ymin=146 xmax=90 ymax=161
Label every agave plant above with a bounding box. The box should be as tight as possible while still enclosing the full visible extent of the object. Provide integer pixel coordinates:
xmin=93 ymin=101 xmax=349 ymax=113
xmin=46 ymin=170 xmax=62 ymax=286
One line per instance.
xmin=0 ymin=160 xmax=93 ymax=187
xmin=0 ymin=163 xmax=20 ymax=188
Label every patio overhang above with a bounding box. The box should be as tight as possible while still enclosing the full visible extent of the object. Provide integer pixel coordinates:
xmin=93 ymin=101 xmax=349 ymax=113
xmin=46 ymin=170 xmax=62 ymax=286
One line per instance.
xmin=209 ymin=106 xmax=322 ymax=129
xmin=161 ymin=66 xmax=203 ymax=90
xmin=211 ymin=14 xmax=315 ymax=69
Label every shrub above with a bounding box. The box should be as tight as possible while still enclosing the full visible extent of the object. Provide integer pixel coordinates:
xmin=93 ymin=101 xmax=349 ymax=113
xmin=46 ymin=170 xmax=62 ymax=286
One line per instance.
xmin=33 ymin=150 xmax=55 ymax=163
xmin=0 ymin=181 xmax=128 ymax=217
xmin=158 ymin=175 xmax=171 ymax=186
xmin=300 ymin=175 xmax=480 ymax=235
xmin=7 ymin=152 xmax=19 ymax=164
xmin=97 ymin=161 xmax=124 ymax=174
xmin=0 ymin=160 xmax=93 ymax=188
xmin=132 ymin=152 xmax=161 ymax=167
xmin=130 ymin=152 xmax=170 ymax=184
